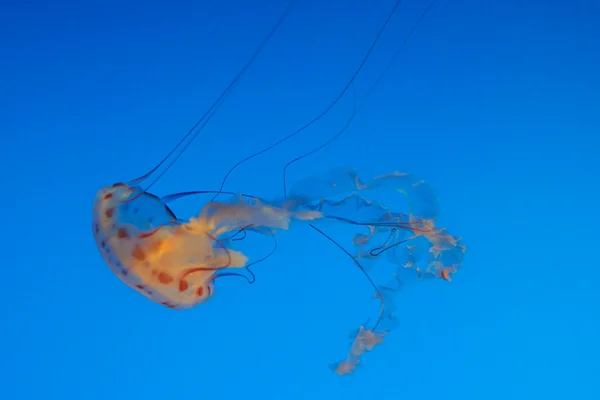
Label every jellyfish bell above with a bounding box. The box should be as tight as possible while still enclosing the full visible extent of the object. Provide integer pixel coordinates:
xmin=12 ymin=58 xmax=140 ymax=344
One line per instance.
xmin=92 ymin=183 xmax=201 ymax=309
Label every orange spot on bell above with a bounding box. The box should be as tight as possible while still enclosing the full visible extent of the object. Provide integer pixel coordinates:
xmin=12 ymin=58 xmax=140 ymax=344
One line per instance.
xmin=104 ymin=193 xmax=113 ymax=200
xmin=158 ymin=272 xmax=173 ymax=284
xmin=196 ymin=286 xmax=204 ymax=297
xmin=179 ymin=280 xmax=189 ymax=292
xmin=132 ymin=246 xmax=146 ymax=261
xmin=105 ymin=208 xmax=114 ymax=218
xmin=117 ymin=228 xmax=129 ymax=239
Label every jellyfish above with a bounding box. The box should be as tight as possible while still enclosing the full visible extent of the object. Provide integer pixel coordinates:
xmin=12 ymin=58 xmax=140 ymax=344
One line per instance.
xmin=92 ymin=0 xmax=464 ymax=375
xmin=93 ymin=168 xmax=465 ymax=372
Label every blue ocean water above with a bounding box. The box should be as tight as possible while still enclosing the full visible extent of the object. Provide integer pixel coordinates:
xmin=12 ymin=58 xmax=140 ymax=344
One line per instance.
xmin=1 ymin=0 xmax=598 ymax=399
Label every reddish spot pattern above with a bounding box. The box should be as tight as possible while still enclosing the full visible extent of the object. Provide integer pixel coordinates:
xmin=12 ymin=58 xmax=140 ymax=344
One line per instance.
xmin=158 ymin=271 xmax=173 ymax=284
xmin=117 ymin=228 xmax=129 ymax=239
xmin=178 ymin=280 xmax=189 ymax=292
xmin=132 ymin=246 xmax=146 ymax=261
xmin=196 ymin=286 xmax=204 ymax=297
xmin=105 ymin=208 xmax=114 ymax=218
xmin=104 ymin=193 xmax=113 ymax=200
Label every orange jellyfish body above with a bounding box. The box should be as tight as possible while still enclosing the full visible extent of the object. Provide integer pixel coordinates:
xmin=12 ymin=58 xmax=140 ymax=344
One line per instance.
xmin=92 ymin=183 xmax=321 ymax=309
xmin=92 ymin=183 xmax=205 ymax=309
